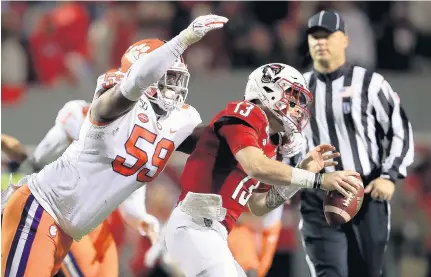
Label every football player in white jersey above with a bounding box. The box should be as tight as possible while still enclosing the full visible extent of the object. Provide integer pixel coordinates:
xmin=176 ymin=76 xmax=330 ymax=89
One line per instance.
xmin=7 ymin=99 xmax=158 ymax=277
xmin=1 ymin=14 xmax=228 ymax=277
xmin=30 ymin=99 xmax=160 ymax=243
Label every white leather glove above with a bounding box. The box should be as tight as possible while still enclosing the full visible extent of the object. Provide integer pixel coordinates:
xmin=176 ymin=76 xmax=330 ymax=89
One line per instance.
xmin=179 ymin=14 xmax=228 ymax=46
xmin=144 ymin=225 xmax=166 ymax=267
xmin=138 ymin=214 xmax=161 ymax=245
xmin=144 ymin=242 xmax=163 ymax=267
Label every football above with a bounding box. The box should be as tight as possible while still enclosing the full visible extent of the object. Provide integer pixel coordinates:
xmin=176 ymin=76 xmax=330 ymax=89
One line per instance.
xmin=323 ymin=175 xmax=364 ymax=226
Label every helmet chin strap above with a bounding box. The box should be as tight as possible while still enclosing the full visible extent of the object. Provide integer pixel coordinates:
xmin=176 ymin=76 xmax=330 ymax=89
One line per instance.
xmin=148 ymin=88 xmax=184 ymax=118
xmin=149 ymin=102 xmax=167 ymax=119
xmin=268 ymin=108 xmax=301 ymax=136
xmin=283 ymin=114 xmax=299 ymax=134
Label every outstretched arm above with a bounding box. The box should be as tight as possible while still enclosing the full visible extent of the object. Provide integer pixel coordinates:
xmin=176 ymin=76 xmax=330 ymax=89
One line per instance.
xmin=91 ymin=15 xmax=228 ymax=124
xmin=247 ymin=144 xmax=342 ymax=216
xmin=30 ymin=124 xmax=71 ymax=171
xmin=219 ymin=124 xmax=359 ymax=213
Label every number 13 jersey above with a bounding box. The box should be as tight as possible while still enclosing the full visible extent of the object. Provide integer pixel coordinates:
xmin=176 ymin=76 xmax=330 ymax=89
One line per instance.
xmin=179 ymin=101 xmax=277 ymax=232
xmin=28 ymin=85 xmax=201 ymax=240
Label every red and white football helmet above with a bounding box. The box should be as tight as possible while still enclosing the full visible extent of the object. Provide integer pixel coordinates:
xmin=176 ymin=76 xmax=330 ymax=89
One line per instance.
xmin=244 ymin=63 xmax=313 ymax=132
xmin=120 ymin=39 xmax=190 ymax=112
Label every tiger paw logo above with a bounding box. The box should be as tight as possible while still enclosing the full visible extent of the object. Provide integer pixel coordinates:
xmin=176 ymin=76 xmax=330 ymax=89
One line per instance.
xmin=125 ymin=44 xmax=151 ymax=63
xmin=49 ymin=225 xmax=57 ymax=238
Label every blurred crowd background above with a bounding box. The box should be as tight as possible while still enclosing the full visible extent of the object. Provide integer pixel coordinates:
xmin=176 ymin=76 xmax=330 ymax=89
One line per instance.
xmin=2 ymin=1 xmax=431 ymax=96
xmin=1 ymin=1 xmax=431 ymax=277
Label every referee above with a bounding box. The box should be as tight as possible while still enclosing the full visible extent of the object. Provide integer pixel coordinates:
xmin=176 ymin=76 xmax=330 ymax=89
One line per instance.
xmin=299 ymin=10 xmax=414 ymax=277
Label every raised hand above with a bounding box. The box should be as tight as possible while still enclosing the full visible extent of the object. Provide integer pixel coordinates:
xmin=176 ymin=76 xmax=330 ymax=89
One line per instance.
xmin=300 ymin=144 xmax=340 ymax=173
xmin=179 ymin=14 xmax=229 ymax=46
xmin=138 ymin=214 xmax=161 ymax=245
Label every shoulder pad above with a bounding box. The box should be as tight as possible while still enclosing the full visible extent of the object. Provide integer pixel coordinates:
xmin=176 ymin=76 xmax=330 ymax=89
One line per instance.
xmin=214 ymin=101 xmax=268 ymax=134
xmin=56 ymin=100 xmax=89 ymax=125
xmin=176 ymin=104 xmax=202 ymax=129
xmin=94 ymin=69 xmax=125 ymax=94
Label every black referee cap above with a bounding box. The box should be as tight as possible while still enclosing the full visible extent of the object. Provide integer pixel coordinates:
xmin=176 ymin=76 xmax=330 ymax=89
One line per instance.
xmin=306 ymin=10 xmax=346 ymax=34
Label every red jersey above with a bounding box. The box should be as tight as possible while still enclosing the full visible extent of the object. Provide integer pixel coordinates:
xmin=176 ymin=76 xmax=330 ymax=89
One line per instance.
xmin=179 ymin=101 xmax=278 ymax=232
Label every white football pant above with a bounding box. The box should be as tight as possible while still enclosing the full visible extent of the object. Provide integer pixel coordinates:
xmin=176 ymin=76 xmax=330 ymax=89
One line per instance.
xmin=165 ymin=206 xmax=246 ymax=277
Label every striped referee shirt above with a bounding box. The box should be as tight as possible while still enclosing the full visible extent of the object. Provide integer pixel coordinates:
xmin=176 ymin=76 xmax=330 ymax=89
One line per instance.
xmin=302 ymin=63 xmax=414 ymax=182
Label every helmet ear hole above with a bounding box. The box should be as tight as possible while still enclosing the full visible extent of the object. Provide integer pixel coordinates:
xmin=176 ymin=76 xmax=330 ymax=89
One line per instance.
xmin=263 ymin=86 xmax=274 ymax=93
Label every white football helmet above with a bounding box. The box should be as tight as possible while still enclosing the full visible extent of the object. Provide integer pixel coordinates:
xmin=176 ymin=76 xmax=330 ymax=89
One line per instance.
xmin=146 ymin=57 xmax=190 ymax=112
xmin=244 ymin=63 xmax=312 ymax=131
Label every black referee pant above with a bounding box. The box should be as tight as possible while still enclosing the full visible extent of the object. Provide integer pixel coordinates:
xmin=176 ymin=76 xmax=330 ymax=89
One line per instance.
xmin=299 ymin=173 xmax=390 ymax=277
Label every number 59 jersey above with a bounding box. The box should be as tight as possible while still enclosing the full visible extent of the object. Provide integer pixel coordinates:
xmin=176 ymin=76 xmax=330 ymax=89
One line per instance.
xmin=179 ymin=101 xmax=277 ymax=232
xmin=28 ymin=96 xmax=201 ymax=240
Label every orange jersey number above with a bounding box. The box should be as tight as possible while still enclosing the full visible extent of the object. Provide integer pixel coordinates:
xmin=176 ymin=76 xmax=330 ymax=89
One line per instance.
xmin=112 ymin=125 xmax=175 ymax=183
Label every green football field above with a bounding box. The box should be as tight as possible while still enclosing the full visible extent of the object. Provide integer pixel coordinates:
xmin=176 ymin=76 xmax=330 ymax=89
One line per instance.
xmin=1 ymin=173 xmax=24 ymax=190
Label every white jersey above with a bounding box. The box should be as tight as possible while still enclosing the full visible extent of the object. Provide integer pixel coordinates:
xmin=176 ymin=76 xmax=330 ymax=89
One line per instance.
xmin=27 ymin=95 xmax=201 ymax=240
xmin=32 ymin=100 xmax=90 ymax=167
xmin=54 ymin=100 xmax=90 ymax=141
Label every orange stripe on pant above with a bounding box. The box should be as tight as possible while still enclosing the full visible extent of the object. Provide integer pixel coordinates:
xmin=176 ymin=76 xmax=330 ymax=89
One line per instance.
xmin=228 ymin=221 xmax=282 ymax=277
xmin=1 ymin=185 xmax=73 ymax=277
xmin=60 ymin=221 xmax=119 ymax=277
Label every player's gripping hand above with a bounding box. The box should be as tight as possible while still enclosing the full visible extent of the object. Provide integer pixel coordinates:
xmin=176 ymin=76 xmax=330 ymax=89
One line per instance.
xmin=321 ymin=170 xmax=360 ymax=198
xmin=179 ymin=14 xmax=228 ymax=46
xmin=138 ymin=214 xmax=161 ymax=245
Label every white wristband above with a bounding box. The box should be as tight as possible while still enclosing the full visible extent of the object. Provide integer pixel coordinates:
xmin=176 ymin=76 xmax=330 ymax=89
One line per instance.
xmin=291 ymin=168 xmax=315 ymax=189
xmin=120 ymin=79 xmax=142 ymax=101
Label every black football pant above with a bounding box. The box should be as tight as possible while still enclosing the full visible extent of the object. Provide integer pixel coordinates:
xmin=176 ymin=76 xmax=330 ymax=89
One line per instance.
xmin=300 ymin=191 xmax=390 ymax=277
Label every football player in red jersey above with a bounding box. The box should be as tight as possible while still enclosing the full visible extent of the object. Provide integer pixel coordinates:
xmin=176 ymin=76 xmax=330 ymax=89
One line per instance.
xmin=164 ymin=63 xmax=361 ymax=277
